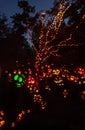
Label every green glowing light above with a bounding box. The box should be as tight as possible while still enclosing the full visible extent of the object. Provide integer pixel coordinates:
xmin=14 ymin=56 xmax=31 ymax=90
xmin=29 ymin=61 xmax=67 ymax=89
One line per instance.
xmin=19 ymin=77 xmax=23 ymax=83
xmin=16 ymin=83 xmax=22 ymax=88
xmin=14 ymin=74 xmax=19 ymax=81
xmin=13 ymin=73 xmax=24 ymax=88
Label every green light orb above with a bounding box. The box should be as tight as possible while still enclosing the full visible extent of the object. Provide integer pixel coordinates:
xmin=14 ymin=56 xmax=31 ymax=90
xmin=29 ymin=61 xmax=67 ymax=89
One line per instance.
xmin=18 ymin=77 xmax=23 ymax=83
xmin=14 ymin=74 xmax=19 ymax=81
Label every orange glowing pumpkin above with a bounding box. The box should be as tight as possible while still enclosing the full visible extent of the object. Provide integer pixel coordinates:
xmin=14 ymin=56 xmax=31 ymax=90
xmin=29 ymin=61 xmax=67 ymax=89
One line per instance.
xmin=0 ymin=110 xmax=6 ymax=127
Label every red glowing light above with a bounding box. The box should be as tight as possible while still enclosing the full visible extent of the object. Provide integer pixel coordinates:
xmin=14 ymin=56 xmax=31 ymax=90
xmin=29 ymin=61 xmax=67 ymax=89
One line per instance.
xmin=69 ymin=75 xmax=75 ymax=81
xmin=77 ymin=68 xmax=84 ymax=75
xmin=27 ymin=76 xmax=35 ymax=84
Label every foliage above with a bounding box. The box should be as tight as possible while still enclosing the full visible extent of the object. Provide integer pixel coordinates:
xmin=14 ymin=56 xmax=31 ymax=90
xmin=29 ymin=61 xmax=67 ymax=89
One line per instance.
xmin=0 ymin=14 xmax=11 ymax=39
xmin=11 ymin=0 xmax=35 ymax=35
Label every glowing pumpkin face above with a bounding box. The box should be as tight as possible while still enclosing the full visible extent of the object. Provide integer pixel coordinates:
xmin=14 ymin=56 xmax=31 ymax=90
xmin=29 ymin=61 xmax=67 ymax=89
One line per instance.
xmin=0 ymin=110 xmax=6 ymax=127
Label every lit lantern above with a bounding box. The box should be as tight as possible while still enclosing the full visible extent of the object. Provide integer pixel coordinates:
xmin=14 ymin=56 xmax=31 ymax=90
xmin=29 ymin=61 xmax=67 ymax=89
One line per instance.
xmin=13 ymin=74 xmax=24 ymax=88
xmin=77 ymin=67 xmax=84 ymax=75
xmin=69 ymin=75 xmax=79 ymax=83
xmin=69 ymin=75 xmax=75 ymax=81
xmin=54 ymin=77 xmax=64 ymax=86
xmin=53 ymin=69 xmax=60 ymax=75
xmin=27 ymin=76 xmax=35 ymax=85
xmin=0 ymin=110 xmax=6 ymax=128
xmin=13 ymin=74 xmax=24 ymax=83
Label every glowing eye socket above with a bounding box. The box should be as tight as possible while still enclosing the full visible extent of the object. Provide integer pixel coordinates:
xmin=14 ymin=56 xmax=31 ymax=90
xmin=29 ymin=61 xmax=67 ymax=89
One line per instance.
xmin=18 ymin=77 xmax=23 ymax=83
xmin=14 ymin=74 xmax=19 ymax=81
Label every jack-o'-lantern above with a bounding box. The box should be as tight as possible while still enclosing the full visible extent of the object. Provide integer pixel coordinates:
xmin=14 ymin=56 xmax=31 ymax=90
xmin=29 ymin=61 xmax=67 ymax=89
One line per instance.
xmin=0 ymin=110 xmax=6 ymax=127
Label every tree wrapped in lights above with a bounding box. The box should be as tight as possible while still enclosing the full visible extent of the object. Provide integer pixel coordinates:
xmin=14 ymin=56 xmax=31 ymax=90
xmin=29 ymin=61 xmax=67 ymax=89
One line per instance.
xmin=26 ymin=0 xmax=79 ymax=93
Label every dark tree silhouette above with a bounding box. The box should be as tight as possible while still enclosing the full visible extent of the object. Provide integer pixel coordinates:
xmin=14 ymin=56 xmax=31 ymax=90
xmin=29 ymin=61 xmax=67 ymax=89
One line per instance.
xmin=0 ymin=14 xmax=11 ymax=38
xmin=0 ymin=0 xmax=36 ymax=70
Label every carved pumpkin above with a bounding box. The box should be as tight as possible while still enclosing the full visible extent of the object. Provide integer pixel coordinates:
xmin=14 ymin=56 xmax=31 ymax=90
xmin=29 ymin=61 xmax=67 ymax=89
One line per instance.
xmin=0 ymin=110 xmax=6 ymax=127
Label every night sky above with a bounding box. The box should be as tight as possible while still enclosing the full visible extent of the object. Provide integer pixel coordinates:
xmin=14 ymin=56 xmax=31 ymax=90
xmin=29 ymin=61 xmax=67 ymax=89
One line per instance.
xmin=0 ymin=0 xmax=54 ymax=19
